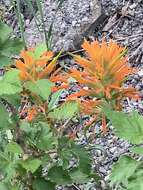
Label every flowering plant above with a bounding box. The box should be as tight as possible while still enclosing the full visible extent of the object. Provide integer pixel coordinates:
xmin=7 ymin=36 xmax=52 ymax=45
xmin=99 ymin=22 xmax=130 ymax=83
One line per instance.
xmin=67 ymin=39 xmax=139 ymax=132
xmin=15 ymin=43 xmax=68 ymax=90
xmin=14 ymin=43 xmax=70 ymax=121
xmin=0 ymin=41 xmax=95 ymax=189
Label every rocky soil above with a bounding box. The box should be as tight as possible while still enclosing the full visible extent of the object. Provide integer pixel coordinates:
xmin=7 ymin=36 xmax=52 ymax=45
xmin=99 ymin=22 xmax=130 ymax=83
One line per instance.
xmin=24 ymin=0 xmax=101 ymax=52
xmin=0 ymin=0 xmax=143 ymax=189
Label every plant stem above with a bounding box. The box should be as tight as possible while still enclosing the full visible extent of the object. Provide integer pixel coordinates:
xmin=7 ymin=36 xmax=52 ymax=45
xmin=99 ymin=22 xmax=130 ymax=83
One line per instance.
xmin=35 ymin=0 xmax=49 ymax=50
xmin=25 ymin=0 xmax=42 ymax=38
xmin=15 ymin=0 xmax=27 ymax=49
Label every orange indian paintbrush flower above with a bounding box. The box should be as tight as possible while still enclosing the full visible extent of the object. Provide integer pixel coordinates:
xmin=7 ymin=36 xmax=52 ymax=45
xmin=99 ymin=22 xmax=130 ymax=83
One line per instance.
xmin=15 ymin=48 xmax=68 ymax=91
xmin=16 ymin=49 xmax=56 ymax=81
xmin=67 ymin=39 xmax=139 ymax=132
xmin=16 ymin=47 xmax=69 ymax=121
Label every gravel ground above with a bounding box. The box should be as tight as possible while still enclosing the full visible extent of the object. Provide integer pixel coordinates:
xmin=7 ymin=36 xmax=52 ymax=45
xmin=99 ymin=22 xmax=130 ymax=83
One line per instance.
xmin=24 ymin=0 xmax=101 ymax=51
xmin=1 ymin=0 xmax=143 ymax=189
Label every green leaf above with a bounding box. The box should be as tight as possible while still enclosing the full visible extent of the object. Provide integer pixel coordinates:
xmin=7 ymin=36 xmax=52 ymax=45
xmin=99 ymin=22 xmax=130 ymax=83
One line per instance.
xmin=104 ymin=109 xmax=143 ymax=144
xmin=110 ymin=155 xmax=140 ymax=186
xmin=33 ymin=43 xmax=47 ymax=59
xmin=1 ymin=39 xmax=23 ymax=56
xmin=25 ymin=79 xmax=53 ymax=100
xmin=20 ymin=121 xmax=32 ymax=133
xmin=60 ymin=149 xmax=72 ymax=169
xmin=48 ymin=89 xmax=64 ymax=110
xmin=71 ymin=145 xmax=91 ymax=174
xmin=37 ymin=132 xmax=57 ymax=150
xmin=48 ymin=166 xmax=72 ymax=185
xmin=130 ymin=147 xmax=143 ymax=155
xmin=2 ymin=94 xmax=21 ymax=109
xmin=0 ymin=103 xmax=10 ymax=129
xmin=0 ymin=159 xmax=17 ymax=181
xmin=0 ymin=22 xmax=23 ymax=66
xmin=69 ymin=168 xmax=90 ymax=184
xmin=0 ymin=53 xmax=12 ymax=66
xmin=127 ymin=177 xmax=143 ymax=190
xmin=41 ymin=154 xmax=51 ymax=166
xmin=11 ymin=186 xmax=19 ymax=190
xmin=0 ymin=22 xmax=12 ymax=44
xmin=0 ymin=70 xmax=22 ymax=96
xmin=32 ymin=178 xmax=55 ymax=190
xmin=49 ymin=101 xmax=79 ymax=120
xmin=58 ymin=138 xmax=91 ymax=174
xmin=0 ymin=182 xmax=19 ymax=190
xmin=36 ymin=122 xmax=57 ymax=150
xmin=127 ymin=169 xmax=143 ymax=190
xmin=20 ymin=159 xmax=42 ymax=173
xmin=0 ymin=182 xmax=10 ymax=190
xmin=0 ymin=151 xmax=10 ymax=169
xmin=57 ymin=0 xmax=65 ymax=8
xmin=6 ymin=142 xmax=23 ymax=154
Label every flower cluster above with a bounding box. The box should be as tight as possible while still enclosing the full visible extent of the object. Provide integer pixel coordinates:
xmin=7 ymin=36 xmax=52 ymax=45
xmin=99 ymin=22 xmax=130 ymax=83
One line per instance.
xmin=67 ymin=39 xmax=139 ymax=132
xmin=15 ymin=48 xmax=68 ymax=90
xmin=15 ymin=47 xmax=68 ymax=121
xmin=15 ymin=40 xmax=139 ymax=131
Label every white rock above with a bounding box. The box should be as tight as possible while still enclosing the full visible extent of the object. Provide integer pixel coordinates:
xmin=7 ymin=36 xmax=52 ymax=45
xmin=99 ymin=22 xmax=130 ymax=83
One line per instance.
xmin=110 ymin=147 xmax=117 ymax=154
xmin=138 ymin=70 xmax=143 ymax=77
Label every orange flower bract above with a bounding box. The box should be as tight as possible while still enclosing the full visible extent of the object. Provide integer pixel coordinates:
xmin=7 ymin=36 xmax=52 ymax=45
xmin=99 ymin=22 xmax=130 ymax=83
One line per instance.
xmin=27 ymin=106 xmax=38 ymax=122
xmin=15 ymin=48 xmax=68 ymax=92
xmin=67 ymin=39 xmax=139 ymax=132
xmin=15 ymin=48 xmax=66 ymax=84
xmin=16 ymin=47 xmax=69 ymax=121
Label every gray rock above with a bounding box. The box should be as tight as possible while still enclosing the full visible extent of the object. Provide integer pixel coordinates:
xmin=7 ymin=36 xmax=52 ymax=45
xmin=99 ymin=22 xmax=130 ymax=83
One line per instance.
xmin=110 ymin=147 xmax=117 ymax=154
xmin=0 ymin=0 xmax=11 ymax=6
xmin=138 ymin=69 xmax=143 ymax=77
xmin=99 ymin=167 xmax=107 ymax=174
xmin=24 ymin=0 xmax=101 ymax=51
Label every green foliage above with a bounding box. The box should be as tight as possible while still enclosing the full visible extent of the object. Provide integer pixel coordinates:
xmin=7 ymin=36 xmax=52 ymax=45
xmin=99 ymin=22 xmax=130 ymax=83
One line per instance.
xmin=0 ymin=69 xmax=22 ymax=96
xmin=15 ymin=0 xmax=27 ymax=49
xmin=57 ymin=137 xmax=94 ymax=184
xmin=48 ymin=89 xmax=64 ymax=110
xmin=0 ymin=24 xmax=105 ymax=189
xmin=69 ymin=168 xmax=90 ymax=184
xmin=104 ymin=108 xmax=143 ymax=190
xmin=49 ymin=101 xmax=79 ymax=120
xmin=104 ymin=109 xmax=143 ymax=144
xmin=48 ymin=166 xmax=72 ymax=185
xmin=0 ymin=22 xmax=23 ymax=66
xmin=110 ymin=155 xmax=143 ymax=190
xmin=2 ymin=94 xmax=21 ymax=109
xmin=6 ymin=142 xmax=23 ymax=154
xmin=0 ymin=21 xmax=12 ymax=44
xmin=130 ymin=147 xmax=143 ymax=155
xmin=32 ymin=178 xmax=55 ymax=190
xmin=110 ymin=155 xmax=140 ymax=186
xmin=0 ymin=150 xmax=18 ymax=181
xmin=25 ymin=79 xmax=53 ymax=100
xmin=20 ymin=159 xmax=42 ymax=173
xmin=0 ymin=73 xmax=93 ymax=189
xmin=0 ymin=182 xmax=10 ymax=190
xmin=35 ymin=122 xmax=58 ymax=150
xmin=35 ymin=0 xmax=49 ymax=49
xmin=0 ymin=103 xmax=10 ymax=129
xmin=31 ymin=42 xmax=47 ymax=59
xmin=0 ymin=119 xmax=95 ymax=188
